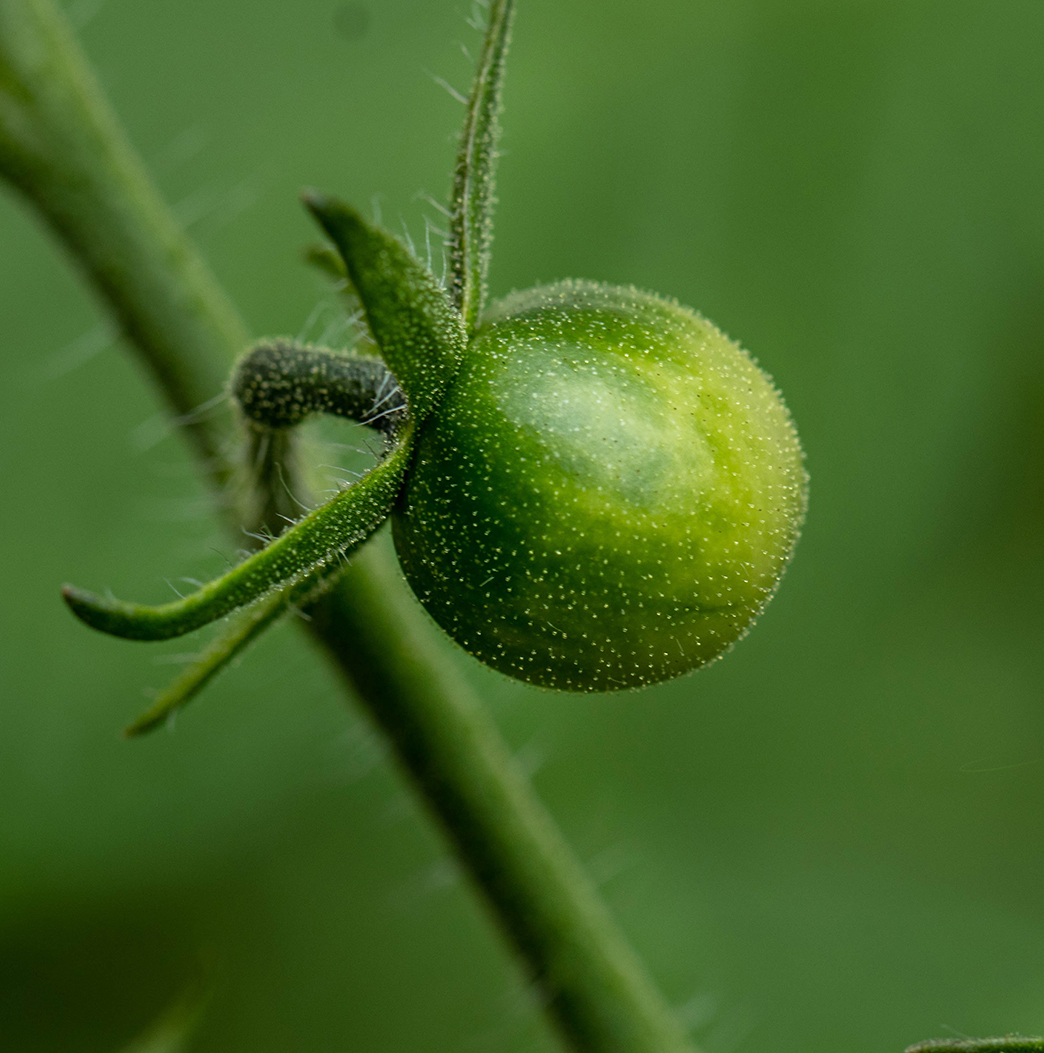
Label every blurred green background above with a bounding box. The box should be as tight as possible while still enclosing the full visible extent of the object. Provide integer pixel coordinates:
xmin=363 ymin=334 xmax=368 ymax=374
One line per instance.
xmin=3 ymin=0 xmax=1044 ymax=1050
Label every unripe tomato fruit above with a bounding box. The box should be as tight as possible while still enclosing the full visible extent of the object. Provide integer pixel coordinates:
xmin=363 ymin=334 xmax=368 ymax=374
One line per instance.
xmin=392 ymin=280 xmax=807 ymax=691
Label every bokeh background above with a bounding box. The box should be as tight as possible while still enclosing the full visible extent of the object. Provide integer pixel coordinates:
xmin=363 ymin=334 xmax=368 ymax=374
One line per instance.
xmin=3 ymin=0 xmax=1044 ymax=1050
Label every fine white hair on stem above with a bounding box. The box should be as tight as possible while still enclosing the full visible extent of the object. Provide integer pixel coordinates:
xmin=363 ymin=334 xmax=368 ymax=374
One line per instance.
xmin=367 ymin=389 xmax=403 ymax=423
xmin=317 ymin=464 xmax=365 ymax=479
xmin=241 ymin=528 xmax=275 ymax=545
xmin=399 ymin=216 xmax=417 ymax=257
xmin=173 ymin=390 xmax=229 ymax=426
xmin=39 ymin=323 xmax=113 ymax=381
xmin=251 ymin=430 xmax=271 ymax=472
xmin=426 ymin=70 xmax=468 ymax=105
xmin=465 ymin=0 xmax=491 ymax=34
xmin=370 ymin=369 xmax=401 ymax=410
xmin=276 ymin=464 xmax=314 ymax=514
xmin=317 ymin=313 xmax=352 ymax=348
xmin=296 ymin=299 xmax=328 ymax=343
xmin=207 ymin=548 xmax=236 ymax=571
xmin=414 ymin=190 xmax=451 ymax=217
xmin=321 ymin=439 xmax=374 ymax=457
xmin=362 ymin=403 xmax=405 ymax=428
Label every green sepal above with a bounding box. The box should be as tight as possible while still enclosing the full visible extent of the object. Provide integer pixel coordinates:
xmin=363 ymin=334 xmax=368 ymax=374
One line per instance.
xmin=304 ymin=193 xmax=466 ymax=423
xmin=62 ymin=424 xmax=415 ymax=641
xmin=303 ymin=243 xmax=348 ymax=282
xmin=447 ymin=0 xmax=514 ymax=333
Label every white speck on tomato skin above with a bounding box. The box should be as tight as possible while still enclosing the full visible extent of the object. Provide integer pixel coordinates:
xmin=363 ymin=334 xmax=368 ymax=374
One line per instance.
xmin=392 ymin=280 xmax=808 ymax=692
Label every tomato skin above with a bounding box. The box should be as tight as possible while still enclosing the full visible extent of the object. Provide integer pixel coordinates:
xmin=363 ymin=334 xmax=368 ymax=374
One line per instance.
xmin=392 ymin=280 xmax=807 ymax=691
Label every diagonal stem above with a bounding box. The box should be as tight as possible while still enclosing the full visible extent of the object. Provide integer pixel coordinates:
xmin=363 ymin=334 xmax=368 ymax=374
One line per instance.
xmin=0 ymin=0 xmax=246 ymax=486
xmin=0 ymin=2 xmax=698 ymax=1051
xmin=448 ymin=0 xmax=513 ymax=332
xmin=312 ymin=544 xmax=696 ymax=1053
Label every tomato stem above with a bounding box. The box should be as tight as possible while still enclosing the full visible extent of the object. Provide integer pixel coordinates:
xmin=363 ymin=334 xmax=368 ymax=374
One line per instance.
xmin=0 ymin=0 xmax=247 ymax=490
xmin=312 ymin=539 xmax=698 ymax=1053
xmin=1 ymin=1 xmax=700 ymax=1050
xmin=233 ymin=340 xmax=406 ymax=434
xmin=448 ymin=0 xmax=514 ymax=333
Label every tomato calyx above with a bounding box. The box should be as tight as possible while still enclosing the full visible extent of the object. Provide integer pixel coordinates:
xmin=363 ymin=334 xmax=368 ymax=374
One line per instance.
xmin=59 ymin=0 xmax=805 ymax=732
xmin=304 ymin=195 xmax=468 ymax=425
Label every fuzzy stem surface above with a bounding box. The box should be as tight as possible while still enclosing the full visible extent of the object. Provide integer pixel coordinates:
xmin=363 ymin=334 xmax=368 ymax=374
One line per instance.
xmin=0 ymin=3 xmax=698 ymax=1051
xmin=312 ymin=540 xmax=695 ymax=1053
xmin=0 ymin=0 xmax=247 ymax=482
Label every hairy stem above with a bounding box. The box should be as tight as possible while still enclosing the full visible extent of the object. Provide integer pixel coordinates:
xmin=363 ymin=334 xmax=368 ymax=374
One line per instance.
xmin=448 ymin=0 xmax=513 ymax=332
xmin=0 ymin=2 xmax=698 ymax=1051
xmin=0 ymin=0 xmax=247 ymax=483
xmin=233 ymin=341 xmax=405 ymax=434
xmin=312 ymin=540 xmax=695 ymax=1053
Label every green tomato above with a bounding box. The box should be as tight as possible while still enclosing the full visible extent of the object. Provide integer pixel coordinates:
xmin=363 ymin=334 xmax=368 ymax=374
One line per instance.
xmin=392 ymin=280 xmax=807 ymax=691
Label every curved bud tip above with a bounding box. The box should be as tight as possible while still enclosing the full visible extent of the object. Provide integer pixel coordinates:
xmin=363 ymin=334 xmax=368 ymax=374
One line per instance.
xmin=62 ymin=583 xmax=126 ymax=635
xmin=60 ymin=584 xmax=176 ymax=641
xmin=62 ymin=583 xmax=106 ymax=624
xmin=301 ymin=189 xmax=332 ymax=217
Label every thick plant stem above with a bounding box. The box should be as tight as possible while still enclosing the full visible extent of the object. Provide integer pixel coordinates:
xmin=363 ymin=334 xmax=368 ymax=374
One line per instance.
xmin=311 ymin=541 xmax=694 ymax=1053
xmin=0 ymin=2 xmax=697 ymax=1051
xmin=0 ymin=0 xmax=247 ymax=481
